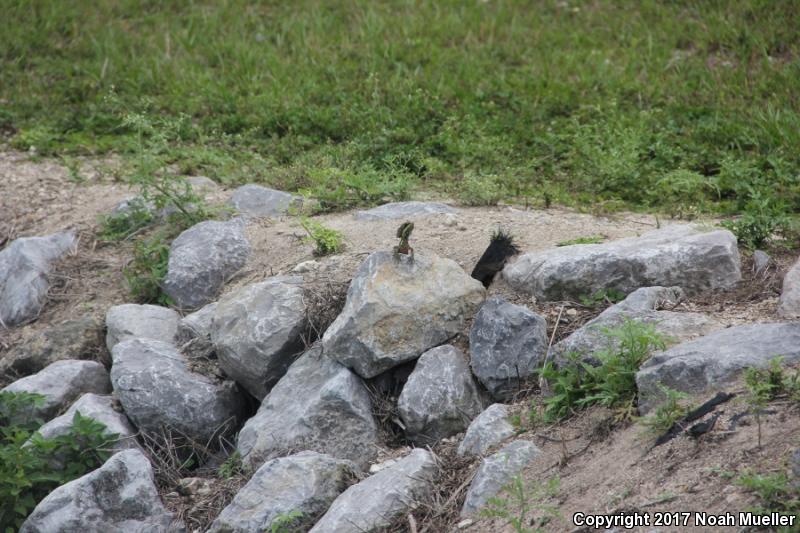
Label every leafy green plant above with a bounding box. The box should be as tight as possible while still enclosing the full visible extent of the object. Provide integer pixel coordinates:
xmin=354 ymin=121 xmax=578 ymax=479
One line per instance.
xmin=98 ymin=198 xmax=155 ymax=241
xmin=217 ymin=451 xmax=243 ymax=479
xmin=743 ymin=357 xmax=790 ymax=447
xmin=300 ymin=217 xmax=344 ymax=256
xmin=578 ymin=288 xmax=626 ymax=308
xmin=0 ymin=393 xmax=116 ymax=531
xmin=640 ymin=386 xmax=692 ymax=435
xmin=123 ymin=231 xmax=172 ymax=305
xmin=458 ymin=173 xmax=505 ymax=206
xmin=479 ymin=475 xmax=560 ymax=533
xmin=300 ymin=167 xmax=413 ymax=213
xmin=120 ymin=109 xmax=212 ymax=229
xmin=556 ymin=235 xmax=605 ymax=246
xmin=736 ymin=471 xmax=799 ymax=530
xmin=721 ymin=188 xmax=794 ymax=249
xmin=539 ymin=320 xmax=666 ymax=421
xmin=269 ymin=509 xmax=304 ymax=533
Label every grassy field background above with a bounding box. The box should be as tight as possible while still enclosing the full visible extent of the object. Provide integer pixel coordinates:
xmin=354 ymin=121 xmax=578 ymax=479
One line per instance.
xmin=2 ymin=0 xmax=799 ymax=219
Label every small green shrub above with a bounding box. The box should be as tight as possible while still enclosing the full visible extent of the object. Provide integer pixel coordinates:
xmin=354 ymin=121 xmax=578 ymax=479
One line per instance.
xmin=721 ymin=188 xmax=794 ymax=249
xmin=640 ymin=386 xmax=692 ymax=435
xmin=300 ymin=217 xmax=344 ymax=256
xmin=556 ymin=235 xmax=605 ymax=246
xmin=217 ymin=451 xmax=243 ymax=479
xmin=269 ymin=510 xmax=304 ymax=533
xmin=578 ymin=288 xmax=626 ymax=308
xmin=123 ymin=231 xmax=172 ymax=305
xmin=0 ymin=392 xmax=116 ymax=531
xmin=300 ymin=167 xmax=413 ymax=213
xmin=479 ymin=475 xmax=560 ymax=533
xmin=458 ymin=173 xmax=505 ymax=206
xmin=539 ymin=320 xmax=666 ymax=421
xmin=98 ymin=198 xmax=155 ymax=241
xmin=736 ymin=471 xmax=799 ymax=530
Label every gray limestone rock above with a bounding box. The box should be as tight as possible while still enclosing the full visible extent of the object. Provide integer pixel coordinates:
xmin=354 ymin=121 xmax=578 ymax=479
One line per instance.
xmin=503 ymin=225 xmax=741 ymax=301
xmin=469 ymin=296 xmax=548 ymax=400
xmin=457 ymin=404 xmax=516 ymax=457
xmin=637 ymin=322 xmax=800 ymax=413
xmin=309 ymin=448 xmax=437 ymax=533
xmin=237 ymin=347 xmax=379 ymax=470
xmin=228 ymin=184 xmax=300 ymax=218
xmin=19 ymin=449 xmax=182 ymax=533
xmin=211 ymin=277 xmax=307 ymax=400
xmin=0 ymin=232 xmax=77 ymax=327
xmin=398 ymin=345 xmax=485 ymax=446
xmin=110 ymin=338 xmax=244 ymax=442
xmin=209 ymin=451 xmax=355 ymax=533
xmin=354 ymin=201 xmax=457 ymax=221
xmin=161 ymin=219 xmax=251 ymax=310
xmin=461 ymin=440 xmax=542 ymax=516
xmin=2 ymin=360 xmax=111 ymax=423
xmin=323 ymin=251 xmax=485 ymax=378
xmin=105 ymin=303 xmax=180 ymax=352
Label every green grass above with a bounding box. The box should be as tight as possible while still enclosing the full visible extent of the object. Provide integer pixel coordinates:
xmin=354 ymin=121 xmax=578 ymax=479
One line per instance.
xmin=557 ymin=235 xmax=605 ymax=246
xmin=2 ymin=1 xmax=800 ymax=217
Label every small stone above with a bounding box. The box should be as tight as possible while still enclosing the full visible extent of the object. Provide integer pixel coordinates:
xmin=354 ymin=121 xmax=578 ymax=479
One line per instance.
xmin=442 ymin=214 xmax=459 ymax=227
xmin=228 ymin=184 xmax=300 ymax=218
xmin=565 ymin=308 xmax=577 ymax=316
xmin=753 ymin=250 xmax=771 ymax=275
xmin=293 ymin=260 xmax=320 ymax=273
xmin=458 ymin=519 xmax=475 ymax=529
xmin=458 ymin=404 xmax=516 ymax=457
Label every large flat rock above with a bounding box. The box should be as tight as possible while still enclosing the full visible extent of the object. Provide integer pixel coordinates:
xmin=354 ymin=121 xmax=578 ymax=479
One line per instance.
xmin=637 ymin=322 xmax=800 ymax=413
xmin=503 ymin=225 xmax=741 ymax=301
xmin=354 ymin=201 xmax=457 ymax=221
xmin=323 ymin=251 xmax=485 ymax=378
